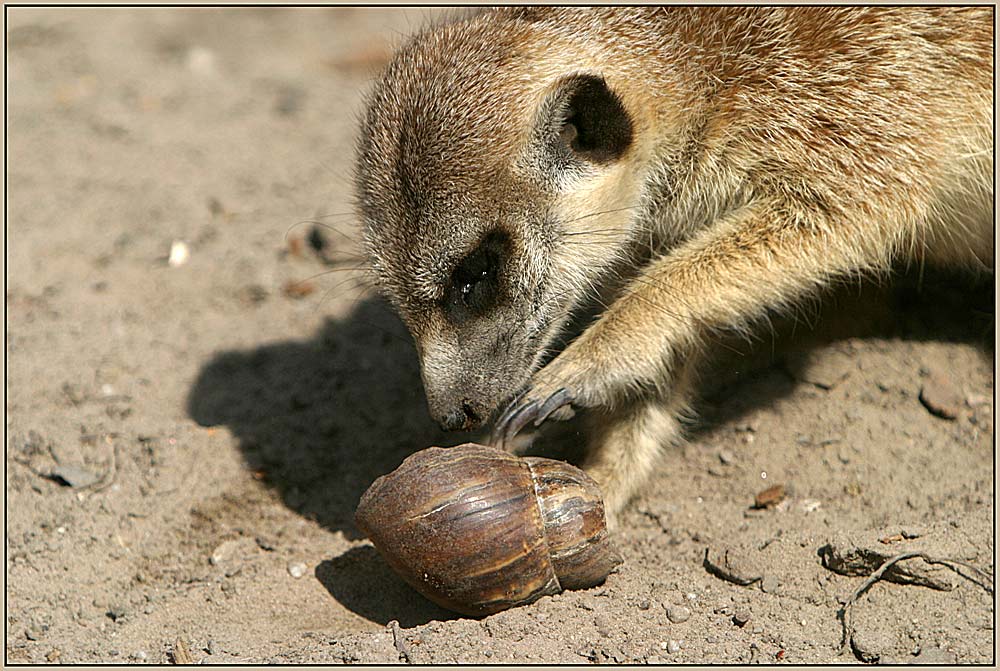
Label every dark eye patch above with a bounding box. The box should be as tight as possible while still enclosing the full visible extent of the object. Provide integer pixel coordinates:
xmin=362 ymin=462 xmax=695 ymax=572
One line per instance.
xmin=444 ymin=229 xmax=509 ymax=323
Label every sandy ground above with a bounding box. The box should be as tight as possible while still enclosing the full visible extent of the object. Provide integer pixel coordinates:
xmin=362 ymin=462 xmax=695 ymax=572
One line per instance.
xmin=5 ymin=7 xmax=995 ymax=665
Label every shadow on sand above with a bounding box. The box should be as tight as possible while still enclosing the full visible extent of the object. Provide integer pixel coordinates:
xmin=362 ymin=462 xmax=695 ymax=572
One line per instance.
xmin=186 ymin=267 xmax=992 ymax=626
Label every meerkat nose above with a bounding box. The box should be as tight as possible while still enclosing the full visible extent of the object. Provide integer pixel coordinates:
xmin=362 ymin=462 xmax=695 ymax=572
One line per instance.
xmin=439 ymin=407 xmax=466 ymax=432
xmin=438 ymin=401 xmax=482 ymax=432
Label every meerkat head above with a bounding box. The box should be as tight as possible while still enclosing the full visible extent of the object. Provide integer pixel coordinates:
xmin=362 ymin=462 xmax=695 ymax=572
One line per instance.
xmin=355 ymin=11 xmax=649 ymax=431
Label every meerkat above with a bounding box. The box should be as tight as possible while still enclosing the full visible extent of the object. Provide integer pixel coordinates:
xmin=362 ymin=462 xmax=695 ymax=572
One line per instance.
xmin=354 ymin=7 xmax=993 ymax=518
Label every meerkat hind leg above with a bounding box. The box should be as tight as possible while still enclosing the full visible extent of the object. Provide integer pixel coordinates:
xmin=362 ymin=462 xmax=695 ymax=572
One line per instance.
xmin=582 ymin=363 xmax=697 ymax=525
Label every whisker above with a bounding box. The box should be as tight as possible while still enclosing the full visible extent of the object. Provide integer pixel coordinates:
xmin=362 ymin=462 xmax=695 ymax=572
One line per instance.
xmin=313 ymin=277 xmax=376 ymax=316
xmin=285 ymin=266 xmax=374 ymax=296
xmin=564 ymin=205 xmax=638 ymax=226
xmin=284 ymin=219 xmax=361 ymax=246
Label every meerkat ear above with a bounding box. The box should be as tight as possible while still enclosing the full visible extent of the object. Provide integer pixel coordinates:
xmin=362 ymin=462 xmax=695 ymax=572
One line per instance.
xmin=553 ymin=74 xmax=633 ymax=164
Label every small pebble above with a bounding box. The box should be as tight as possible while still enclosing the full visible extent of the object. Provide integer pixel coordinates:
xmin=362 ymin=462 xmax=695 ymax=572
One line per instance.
xmin=50 ymin=464 xmax=99 ymax=488
xmin=667 ymin=640 xmax=681 ymax=653
xmin=754 ymin=485 xmax=786 ymax=509
xmin=760 ymin=575 xmax=780 ymax=593
xmin=106 ymin=605 xmax=127 ymax=622
xmin=733 ymin=610 xmax=752 ymax=627
xmin=718 ymin=450 xmax=735 ymax=465
xmin=637 ymin=599 xmax=650 ymax=611
xmin=287 ymin=561 xmax=307 ymax=578
xmin=919 ymin=372 xmax=962 ymax=420
xmin=133 ymin=651 xmax=148 ymax=661
xmin=666 ymin=605 xmax=691 ymax=623
xmin=167 ymin=240 xmax=190 ymax=267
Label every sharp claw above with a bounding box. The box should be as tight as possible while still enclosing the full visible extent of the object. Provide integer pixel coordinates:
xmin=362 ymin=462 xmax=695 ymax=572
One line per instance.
xmin=501 ymin=400 xmax=539 ymax=449
xmin=534 ymin=387 xmax=573 ymax=426
xmin=490 ymin=389 xmax=527 ymax=446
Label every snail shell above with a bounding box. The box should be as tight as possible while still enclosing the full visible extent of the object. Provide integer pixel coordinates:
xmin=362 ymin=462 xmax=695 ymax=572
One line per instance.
xmin=355 ymin=443 xmax=622 ymax=616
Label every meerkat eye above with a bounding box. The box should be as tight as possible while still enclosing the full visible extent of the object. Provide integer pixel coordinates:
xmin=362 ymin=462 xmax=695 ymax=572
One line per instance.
xmin=444 ymin=230 xmax=507 ymax=322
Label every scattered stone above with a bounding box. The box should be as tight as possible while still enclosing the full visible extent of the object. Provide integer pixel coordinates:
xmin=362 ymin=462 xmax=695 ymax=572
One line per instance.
xmin=254 ymin=536 xmax=277 ymax=552
xmin=132 ymin=651 xmax=148 ymax=661
xmin=849 ymin=627 xmax=893 ymax=663
xmin=45 ymin=649 xmax=61 ymax=663
xmin=718 ymin=450 xmax=736 ymax=465
xmin=171 ymin=638 xmax=194 ymax=665
xmin=209 ymin=538 xmax=258 ymax=567
xmin=167 ymin=240 xmax=190 ymax=267
xmin=50 ymin=464 xmax=100 ymax=488
xmin=236 ymin=284 xmax=269 ymax=306
xmin=908 ymin=646 xmax=958 ymax=665
xmin=732 ymin=610 xmax=752 ymax=627
xmin=205 ymin=640 xmax=217 ymax=656
xmin=818 ymin=537 xmax=954 ymax=590
xmin=919 ymin=372 xmax=962 ymax=420
xmin=25 ymin=627 xmax=43 ymax=641
xmin=753 ymin=484 xmax=786 ymax=509
xmin=283 ymin=280 xmax=316 ymax=299
xmin=703 ymin=547 xmax=763 ymax=586
xmin=667 ymin=640 xmax=681 ymax=653
xmin=287 ymin=561 xmax=307 ymax=578
xmin=637 ymin=598 xmax=650 ymax=611
xmin=786 ymin=347 xmax=854 ymax=389
xmin=760 ymin=575 xmax=780 ymax=594
xmin=801 ymin=499 xmax=822 ymax=514
xmin=666 ymin=605 xmax=691 ymax=624
xmin=106 ymin=604 xmax=127 ymax=622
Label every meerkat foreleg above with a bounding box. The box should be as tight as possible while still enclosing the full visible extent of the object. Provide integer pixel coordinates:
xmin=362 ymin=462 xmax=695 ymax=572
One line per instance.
xmin=493 ymin=196 xmax=902 ymax=504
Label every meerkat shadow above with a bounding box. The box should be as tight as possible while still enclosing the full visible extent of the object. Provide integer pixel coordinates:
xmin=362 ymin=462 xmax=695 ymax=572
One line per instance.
xmin=186 ymin=295 xmax=474 ymax=540
xmin=693 ymin=265 xmax=994 ymax=433
xmin=315 ymin=545 xmax=457 ymax=627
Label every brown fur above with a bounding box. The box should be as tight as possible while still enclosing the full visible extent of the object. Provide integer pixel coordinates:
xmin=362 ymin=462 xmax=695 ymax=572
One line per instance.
xmin=355 ymin=7 xmax=993 ymax=519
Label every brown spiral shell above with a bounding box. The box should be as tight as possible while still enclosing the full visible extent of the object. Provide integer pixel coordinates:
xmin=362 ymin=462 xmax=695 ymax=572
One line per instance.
xmin=354 ymin=443 xmax=622 ymax=616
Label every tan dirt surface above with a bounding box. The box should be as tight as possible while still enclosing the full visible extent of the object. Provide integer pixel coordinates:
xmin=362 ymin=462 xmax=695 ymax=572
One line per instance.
xmin=6 ymin=7 xmax=994 ymax=664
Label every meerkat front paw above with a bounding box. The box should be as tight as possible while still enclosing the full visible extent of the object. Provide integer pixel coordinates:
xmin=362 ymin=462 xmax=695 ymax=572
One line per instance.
xmin=489 ymin=343 xmax=607 ymax=449
xmin=491 ymin=385 xmax=575 ymax=449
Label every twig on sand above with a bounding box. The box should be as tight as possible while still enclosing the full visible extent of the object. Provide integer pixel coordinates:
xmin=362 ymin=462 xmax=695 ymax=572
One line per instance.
xmin=837 ymin=551 xmax=994 ymax=656
xmin=388 ymin=619 xmax=412 ymax=664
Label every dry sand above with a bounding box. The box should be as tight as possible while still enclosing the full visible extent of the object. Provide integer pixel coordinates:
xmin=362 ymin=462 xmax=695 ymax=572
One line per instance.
xmin=6 ymin=7 xmax=994 ymax=664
